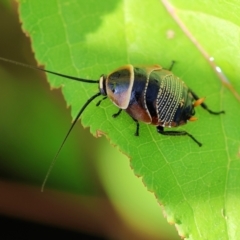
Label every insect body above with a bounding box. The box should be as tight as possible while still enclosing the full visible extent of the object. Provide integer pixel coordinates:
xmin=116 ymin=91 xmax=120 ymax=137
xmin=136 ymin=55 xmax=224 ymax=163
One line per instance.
xmin=0 ymin=57 xmax=224 ymax=147
xmin=0 ymin=57 xmax=225 ymax=190
xmin=99 ymin=63 xmax=224 ymax=146
xmin=101 ymin=64 xmax=195 ymax=127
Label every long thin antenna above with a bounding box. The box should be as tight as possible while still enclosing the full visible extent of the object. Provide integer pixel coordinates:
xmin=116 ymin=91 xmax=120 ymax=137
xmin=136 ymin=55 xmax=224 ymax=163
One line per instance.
xmin=0 ymin=56 xmax=102 ymax=191
xmin=0 ymin=57 xmax=99 ymax=83
xmin=41 ymin=91 xmax=101 ymax=192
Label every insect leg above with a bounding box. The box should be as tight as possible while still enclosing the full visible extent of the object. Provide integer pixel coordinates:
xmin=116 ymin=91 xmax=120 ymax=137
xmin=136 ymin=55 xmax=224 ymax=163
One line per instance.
xmin=168 ymin=60 xmax=176 ymax=71
xmin=132 ymin=118 xmax=140 ymax=136
xmin=190 ymin=90 xmax=225 ymax=115
xmin=96 ymin=96 xmax=107 ymax=106
xmin=112 ymin=110 xmax=139 ymax=136
xmin=112 ymin=109 xmax=122 ymax=118
xmin=156 ymin=126 xmax=202 ymax=147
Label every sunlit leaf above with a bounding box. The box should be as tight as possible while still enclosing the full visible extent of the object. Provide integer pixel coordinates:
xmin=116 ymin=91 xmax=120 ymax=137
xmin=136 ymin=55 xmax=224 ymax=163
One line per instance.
xmin=19 ymin=0 xmax=240 ymax=239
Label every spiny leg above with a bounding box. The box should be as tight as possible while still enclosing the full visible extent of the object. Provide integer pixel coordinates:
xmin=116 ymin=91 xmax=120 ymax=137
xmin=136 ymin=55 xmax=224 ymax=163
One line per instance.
xmin=190 ymin=90 xmax=225 ymax=115
xmin=112 ymin=109 xmax=122 ymax=118
xmin=157 ymin=126 xmax=202 ymax=147
xmin=96 ymin=96 xmax=107 ymax=106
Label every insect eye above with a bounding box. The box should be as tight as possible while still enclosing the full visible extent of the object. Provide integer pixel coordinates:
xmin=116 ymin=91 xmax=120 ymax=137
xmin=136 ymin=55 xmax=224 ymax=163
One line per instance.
xmin=109 ymin=82 xmax=116 ymax=93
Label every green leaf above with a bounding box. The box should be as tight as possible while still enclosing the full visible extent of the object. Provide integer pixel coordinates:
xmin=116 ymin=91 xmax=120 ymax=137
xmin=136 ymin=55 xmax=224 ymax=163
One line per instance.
xmin=18 ymin=0 xmax=240 ymax=239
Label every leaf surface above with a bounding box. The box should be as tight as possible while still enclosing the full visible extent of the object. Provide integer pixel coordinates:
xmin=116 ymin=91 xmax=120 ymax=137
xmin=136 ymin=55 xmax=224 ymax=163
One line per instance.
xmin=19 ymin=0 xmax=240 ymax=239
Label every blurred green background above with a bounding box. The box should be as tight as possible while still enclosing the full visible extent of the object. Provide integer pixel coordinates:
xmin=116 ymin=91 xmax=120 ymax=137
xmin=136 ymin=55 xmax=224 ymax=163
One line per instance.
xmin=0 ymin=1 xmax=179 ymax=240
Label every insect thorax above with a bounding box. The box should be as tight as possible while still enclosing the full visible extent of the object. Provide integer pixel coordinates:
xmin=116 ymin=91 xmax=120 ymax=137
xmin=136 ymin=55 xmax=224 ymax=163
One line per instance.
xmin=149 ymin=70 xmax=194 ymax=127
xmin=156 ymin=72 xmax=184 ymax=126
xmin=124 ymin=67 xmax=195 ymax=127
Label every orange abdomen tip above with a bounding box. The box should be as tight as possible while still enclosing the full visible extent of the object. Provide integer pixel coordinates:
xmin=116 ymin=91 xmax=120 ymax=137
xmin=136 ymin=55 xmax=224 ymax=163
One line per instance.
xmin=193 ymin=97 xmax=205 ymax=107
xmin=189 ymin=116 xmax=198 ymax=121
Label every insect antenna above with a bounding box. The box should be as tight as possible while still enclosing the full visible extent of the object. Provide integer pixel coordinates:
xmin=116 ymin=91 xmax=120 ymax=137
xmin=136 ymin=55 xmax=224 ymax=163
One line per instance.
xmin=41 ymin=91 xmax=101 ymax=192
xmin=0 ymin=57 xmax=99 ymax=83
xmin=0 ymin=57 xmax=101 ymax=191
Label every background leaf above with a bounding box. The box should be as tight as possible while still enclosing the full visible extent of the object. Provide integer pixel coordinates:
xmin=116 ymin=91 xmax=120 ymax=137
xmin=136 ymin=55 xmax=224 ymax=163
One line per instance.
xmin=5 ymin=0 xmax=240 ymax=239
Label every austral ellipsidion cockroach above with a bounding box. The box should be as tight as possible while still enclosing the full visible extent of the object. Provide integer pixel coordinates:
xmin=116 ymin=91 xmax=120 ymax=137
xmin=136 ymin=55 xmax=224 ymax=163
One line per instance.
xmin=0 ymin=57 xmax=225 ymax=189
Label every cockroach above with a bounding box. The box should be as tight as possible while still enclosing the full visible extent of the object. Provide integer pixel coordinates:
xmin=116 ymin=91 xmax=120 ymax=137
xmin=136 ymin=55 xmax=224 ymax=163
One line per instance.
xmin=0 ymin=58 xmax=225 ymax=189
